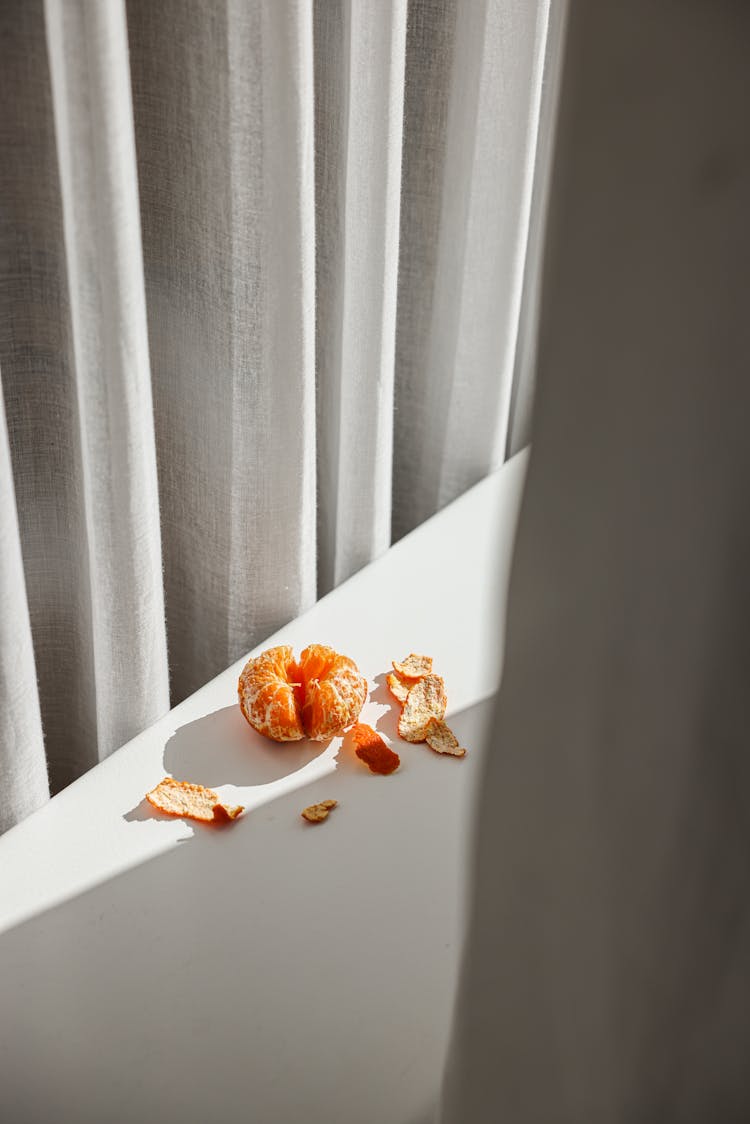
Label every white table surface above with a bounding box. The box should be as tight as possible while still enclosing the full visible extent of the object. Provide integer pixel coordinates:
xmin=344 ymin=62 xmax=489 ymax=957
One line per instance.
xmin=0 ymin=451 xmax=527 ymax=1124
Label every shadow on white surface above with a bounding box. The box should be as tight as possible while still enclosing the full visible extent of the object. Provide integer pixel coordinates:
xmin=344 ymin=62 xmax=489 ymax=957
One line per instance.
xmin=371 ymin=672 xmax=401 ymax=741
xmin=0 ymin=694 xmax=498 ymax=1123
xmin=0 ymin=455 xmax=528 ymax=1120
xmin=0 ymin=682 xmax=496 ymax=943
xmin=124 ymin=704 xmax=333 ymax=825
xmin=162 ymin=703 xmax=330 ymax=788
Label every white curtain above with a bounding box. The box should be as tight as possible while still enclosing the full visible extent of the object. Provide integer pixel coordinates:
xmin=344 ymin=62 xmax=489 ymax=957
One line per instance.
xmin=0 ymin=0 xmax=552 ymax=833
xmin=441 ymin=0 xmax=750 ymax=1119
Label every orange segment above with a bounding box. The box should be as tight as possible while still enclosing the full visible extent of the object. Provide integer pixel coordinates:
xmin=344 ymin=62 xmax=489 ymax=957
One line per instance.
xmin=238 ymin=645 xmax=305 ymax=741
xmin=298 ymin=644 xmax=368 ymax=741
xmin=296 ymin=643 xmax=334 ymax=684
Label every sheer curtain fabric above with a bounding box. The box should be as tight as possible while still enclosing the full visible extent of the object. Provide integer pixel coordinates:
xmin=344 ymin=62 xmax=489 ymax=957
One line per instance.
xmin=0 ymin=0 xmax=552 ymax=832
xmin=441 ymin=1 xmax=750 ymax=1119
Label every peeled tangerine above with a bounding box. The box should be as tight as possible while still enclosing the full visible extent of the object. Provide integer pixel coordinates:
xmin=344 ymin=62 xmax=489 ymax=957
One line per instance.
xmin=238 ymin=644 xmax=367 ymax=742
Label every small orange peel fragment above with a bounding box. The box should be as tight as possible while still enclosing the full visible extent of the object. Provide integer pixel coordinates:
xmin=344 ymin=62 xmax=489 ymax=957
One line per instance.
xmin=392 ymin=653 xmax=433 ymax=681
xmin=351 ymin=723 xmax=400 ymax=775
xmin=386 ymin=672 xmax=410 ymax=705
xmin=146 ymin=777 xmax=244 ymax=824
xmin=398 ymin=674 xmax=447 ymax=742
xmin=425 ymin=718 xmax=466 ymax=758
xmin=301 ymin=799 xmax=338 ymax=824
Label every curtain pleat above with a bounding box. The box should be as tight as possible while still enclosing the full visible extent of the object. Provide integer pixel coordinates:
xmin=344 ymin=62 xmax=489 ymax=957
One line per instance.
xmin=0 ymin=0 xmax=552 ymax=831
xmin=441 ymin=2 xmax=750 ymax=1116
xmin=125 ymin=0 xmax=317 ymax=702
xmin=2 ymin=0 xmax=105 ymax=796
xmin=44 ymin=0 xmax=170 ymax=755
xmin=0 ymin=379 xmax=48 ymax=834
xmin=314 ymin=0 xmax=407 ymax=593
xmin=506 ymin=0 xmax=569 ymax=458
xmin=394 ymin=0 xmax=551 ymax=536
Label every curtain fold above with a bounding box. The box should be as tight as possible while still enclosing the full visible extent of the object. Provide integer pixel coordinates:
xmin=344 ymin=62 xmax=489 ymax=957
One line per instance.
xmin=0 ymin=378 xmax=48 ymax=835
xmin=393 ymin=0 xmax=550 ymax=536
xmin=0 ymin=0 xmax=553 ymax=832
xmin=314 ymin=0 xmax=408 ymax=593
xmin=44 ymin=0 xmax=170 ymax=758
xmin=441 ymin=1 xmax=750 ymax=1119
xmin=124 ymin=0 xmax=318 ymax=703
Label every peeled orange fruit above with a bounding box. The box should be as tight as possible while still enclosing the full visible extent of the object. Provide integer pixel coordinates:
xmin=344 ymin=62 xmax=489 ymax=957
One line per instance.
xmin=238 ymin=643 xmax=367 ymax=742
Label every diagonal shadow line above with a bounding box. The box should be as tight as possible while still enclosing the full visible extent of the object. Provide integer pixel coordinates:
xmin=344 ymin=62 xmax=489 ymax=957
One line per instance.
xmin=123 ymin=703 xmax=335 ymax=823
xmin=0 ymin=694 xmax=498 ymax=1118
xmin=1 ymin=690 xmax=496 ymax=941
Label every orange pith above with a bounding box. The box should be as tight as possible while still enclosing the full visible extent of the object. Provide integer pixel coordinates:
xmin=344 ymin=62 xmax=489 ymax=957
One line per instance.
xmin=238 ymin=643 xmax=367 ymax=742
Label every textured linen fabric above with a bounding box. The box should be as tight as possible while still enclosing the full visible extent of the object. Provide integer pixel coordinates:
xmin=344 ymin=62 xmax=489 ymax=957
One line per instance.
xmin=44 ymin=0 xmax=170 ymax=759
xmin=314 ymin=0 xmax=408 ymax=593
xmin=0 ymin=0 xmax=552 ymax=831
xmin=0 ymin=378 xmax=48 ymax=835
xmin=441 ymin=1 xmax=750 ymax=1120
xmin=0 ymin=0 xmax=168 ymax=801
xmin=124 ymin=0 xmax=318 ymax=701
xmin=393 ymin=0 xmax=551 ymax=538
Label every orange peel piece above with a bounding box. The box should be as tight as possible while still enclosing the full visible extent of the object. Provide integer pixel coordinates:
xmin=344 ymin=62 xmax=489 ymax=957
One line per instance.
xmin=392 ymin=653 xmax=433 ymax=681
xmin=425 ymin=718 xmax=466 ymax=758
xmin=146 ymin=777 xmax=244 ymax=824
xmin=398 ymin=674 xmax=447 ymax=742
xmin=386 ymin=672 xmax=410 ymax=704
xmin=351 ymin=723 xmax=400 ymax=775
xmin=301 ymin=799 xmax=338 ymax=823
